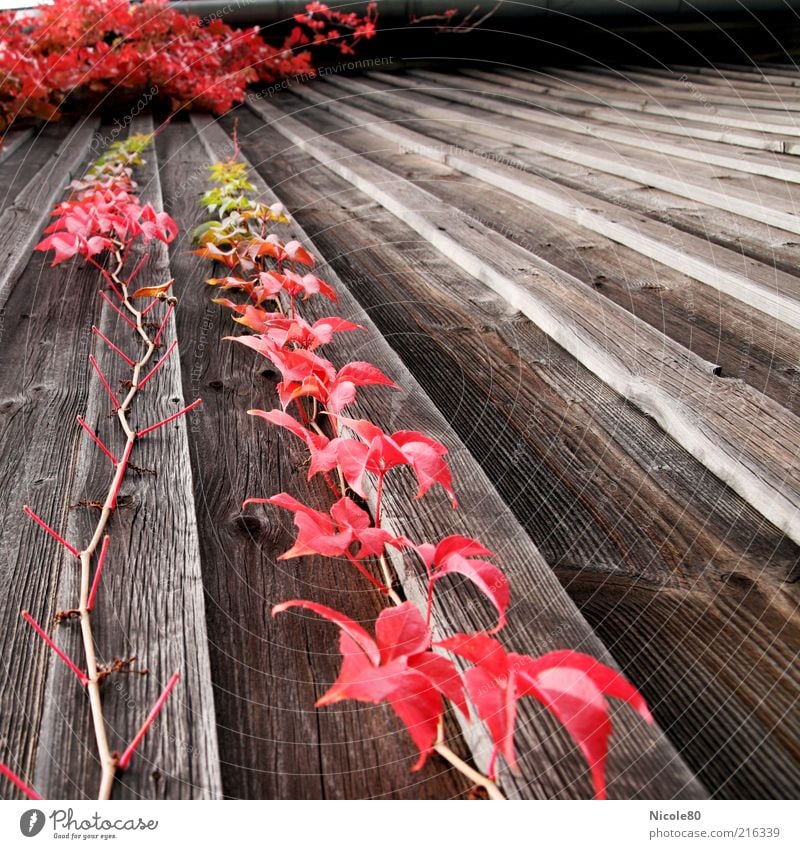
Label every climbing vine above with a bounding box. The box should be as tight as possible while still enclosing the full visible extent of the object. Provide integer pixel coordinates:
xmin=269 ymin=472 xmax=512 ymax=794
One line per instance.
xmin=194 ymin=138 xmax=655 ymax=800
xmin=0 ymin=134 xmax=196 ymax=800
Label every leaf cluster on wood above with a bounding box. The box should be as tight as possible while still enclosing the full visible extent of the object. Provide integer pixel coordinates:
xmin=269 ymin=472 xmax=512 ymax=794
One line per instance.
xmin=194 ymin=139 xmax=655 ymax=800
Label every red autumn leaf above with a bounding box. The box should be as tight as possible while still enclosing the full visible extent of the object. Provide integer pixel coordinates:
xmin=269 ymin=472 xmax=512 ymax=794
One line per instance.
xmin=248 ymin=409 xmax=340 ymax=478
xmin=283 ymin=239 xmax=316 ymax=268
xmin=276 ymin=360 xmax=397 ymax=414
xmin=437 ymin=633 xmax=653 ymax=798
xmin=335 ymin=416 xmax=457 ymax=505
xmin=273 ymin=599 xmax=467 ymax=768
xmin=256 ymin=492 xmax=398 ymax=560
xmin=415 ymin=536 xmax=508 ymax=633
xmin=194 ymin=243 xmax=239 ymax=267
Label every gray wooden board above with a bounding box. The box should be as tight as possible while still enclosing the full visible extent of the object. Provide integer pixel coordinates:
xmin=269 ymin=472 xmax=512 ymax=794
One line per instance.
xmin=192 ymin=110 xmax=706 ymax=798
xmin=229 ymin=106 xmax=800 ymax=798
xmin=247 ymin=93 xmax=800 ymax=551
xmin=396 ymin=70 xmax=800 ymax=228
xmin=490 ymin=71 xmax=796 ymax=154
xmin=532 ymin=67 xmax=800 ymax=135
xmin=156 ymin=118 xmax=473 ymax=799
xmin=334 ymin=75 xmax=800 ymax=300
xmin=0 ymin=119 xmax=221 ymax=799
xmin=591 ymin=66 xmax=800 ymax=112
xmin=0 ymin=119 xmax=101 ymax=313
xmin=293 ymin=79 xmax=800 ymax=411
xmin=459 ymin=68 xmax=800 ymax=183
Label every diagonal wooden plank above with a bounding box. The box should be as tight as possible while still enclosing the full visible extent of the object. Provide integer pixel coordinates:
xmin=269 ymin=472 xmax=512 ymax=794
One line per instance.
xmin=193 ymin=111 xmax=705 ymax=800
xmin=157 ymin=118 xmax=472 ymax=800
xmin=395 ymin=69 xmax=800 ymax=234
xmin=28 ymin=118 xmax=222 ymax=799
xmin=0 ymin=119 xmax=100 ymax=311
xmin=247 ymin=94 xmax=800 ymax=549
xmin=230 ymin=108 xmax=800 ymax=797
xmin=459 ymin=67 xmax=800 ymax=183
xmin=533 ymin=66 xmax=800 ymax=135
xmin=295 ymin=78 xmax=800 ymax=330
xmin=0 ymin=128 xmax=34 ymax=164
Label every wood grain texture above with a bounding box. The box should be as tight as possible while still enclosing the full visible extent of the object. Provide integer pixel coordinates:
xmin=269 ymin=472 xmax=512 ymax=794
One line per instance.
xmin=294 ymin=78 xmax=800 ymax=336
xmin=0 ymin=119 xmax=100 ymax=312
xmin=486 ymin=70 xmax=793 ymax=154
xmin=0 ymin=119 xmax=221 ymax=799
xmin=527 ymin=67 xmax=800 ymax=136
xmin=195 ymin=110 xmax=705 ymax=799
xmin=333 ymin=75 xmax=800 ymax=278
xmin=247 ymin=93 xmax=800 ymax=550
xmin=157 ymin=117 xmax=473 ymax=800
xmin=229 ymin=106 xmax=799 ymax=798
xmin=459 ymin=67 xmax=800 ymax=183
xmin=305 ymin=78 xmax=800 ymax=412
xmin=380 ymin=70 xmax=800 ymax=235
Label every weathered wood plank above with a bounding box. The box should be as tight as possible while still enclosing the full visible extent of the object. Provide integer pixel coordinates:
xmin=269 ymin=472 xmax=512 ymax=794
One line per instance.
xmin=293 ymin=84 xmax=800 ymax=413
xmin=668 ymin=63 xmax=800 ymax=89
xmin=490 ymin=72 xmax=795 ymax=154
xmin=0 ymin=127 xmax=34 ymax=165
xmin=533 ymin=66 xmax=800 ymax=135
xmin=0 ymin=120 xmax=100 ymax=312
xmin=328 ymin=75 xmax=800 ymax=312
xmin=626 ymin=64 xmax=800 ymax=95
xmin=296 ymin=78 xmax=800 ymax=332
xmin=196 ymin=111 xmax=704 ymax=799
xmin=394 ymin=69 xmax=800 ymax=233
xmin=248 ymin=94 xmax=800 ymax=548
xmin=459 ymin=67 xmax=800 ymax=183
xmin=0 ymin=124 xmax=72 ymax=212
xmin=598 ymin=65 xmax=800 ymax=112
xmin=16 ymin=118 xmax=222 ymax=799
xmin=158 ymin=117 xmax=472 ymax=799
xmin=230 ymin=110 xmax=800 ymax=798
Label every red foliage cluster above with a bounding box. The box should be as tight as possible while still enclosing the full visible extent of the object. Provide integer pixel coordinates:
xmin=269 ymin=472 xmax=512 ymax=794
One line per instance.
xmin=0 ymin=0 xmax=377 ymax=134
xmin=198 ymin=150 xmax=655 ymax=799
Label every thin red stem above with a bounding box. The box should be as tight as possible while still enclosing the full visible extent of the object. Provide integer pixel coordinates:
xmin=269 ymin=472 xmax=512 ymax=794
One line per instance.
xmin=89 ymin=355 xmax=120 ymax=409
xmin=321 ymin=471 xmax=341 ymax=499
xmin=23 ymin=505 xmax=79 ymax=558
xmin=109 ymin=441 xmax=133 ymax=510
xmin=77 ymin=415 xmax=117 ymax=464
xmin=92 ymin=326 xmax=135 ymax=367
xmin=117 ymin=672 xmax=180 ymax=770
xmin=126 ymin=253 xmax=149 ymax=285
xmin=375 ymin=472 xmax=385 ymax=528
xmin=141 ymin=297 xmax=159 ymax=317
xmin=88 ymin=535 xmax=110 ymax=612
xmin=344 ymin=550 xmax=390 ymax=594
xmin=138 ymin=340 xmax=176 ymax=389
xmin=22 ymin=611 xmax=89 ymax=686
xmin=98 ymin=289 xmax=136 ymax=329
xmin=0 ymin=762 xmax=42 ymax=801
xmin=152 ymin=303 xmax=174 ymax=346
xmin=293 ymin=398 xmax=309 ymax=426
xmin=87 ymin=255 xmax=114 ymax=287
xmin=137 ymin=399 xmax=202 ymax=438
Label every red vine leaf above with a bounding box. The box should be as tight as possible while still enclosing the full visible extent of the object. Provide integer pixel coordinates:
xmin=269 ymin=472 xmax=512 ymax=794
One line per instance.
xmin=273 ymin=600 xmax=467 ymax=768
xmin=437 ymin=633 xmax=653 ymax=797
